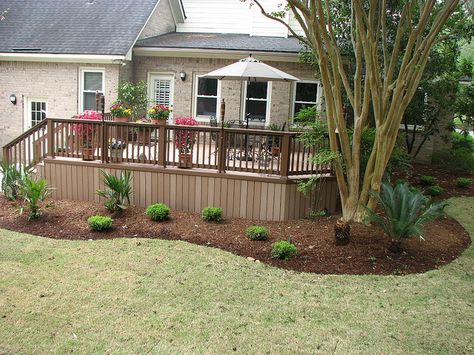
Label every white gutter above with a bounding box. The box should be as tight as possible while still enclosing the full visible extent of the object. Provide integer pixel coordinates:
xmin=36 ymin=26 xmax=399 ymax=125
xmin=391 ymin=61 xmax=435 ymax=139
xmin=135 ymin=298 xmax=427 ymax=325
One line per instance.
xmin=0 ymin=52 xmax=127 ymax=64
xmin=133 ymin=47 xmax=300 ymax=62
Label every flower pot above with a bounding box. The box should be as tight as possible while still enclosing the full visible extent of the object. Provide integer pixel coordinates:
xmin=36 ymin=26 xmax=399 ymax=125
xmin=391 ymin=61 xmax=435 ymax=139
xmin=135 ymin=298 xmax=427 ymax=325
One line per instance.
xmin=178 ymin=152 xmax=193 ymax=168
xmin=110 ymin=148 xmax=122 ymax=160
xmin=151 ymin=119 xmax=166 ymax=126
xmin=82 ymin=147 xmax=94 ymax=161
xmin=271 ymin=146 xmax=280 ymax=156
xmin=114 ymin=116 xmax=129 ymax=123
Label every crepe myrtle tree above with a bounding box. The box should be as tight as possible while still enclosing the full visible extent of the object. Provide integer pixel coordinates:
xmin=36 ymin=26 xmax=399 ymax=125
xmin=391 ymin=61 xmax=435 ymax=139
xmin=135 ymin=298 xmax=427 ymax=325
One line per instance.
xmin=245 ymin=0 xmax=468 ymax=223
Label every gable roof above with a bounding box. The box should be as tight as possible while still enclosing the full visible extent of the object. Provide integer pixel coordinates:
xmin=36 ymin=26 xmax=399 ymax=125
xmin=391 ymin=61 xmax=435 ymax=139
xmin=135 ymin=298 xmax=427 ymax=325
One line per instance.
xmin=0 ymin=0 xmax=161 ymax=56
xmin=134 ymin=32 xmax=303 ymax=54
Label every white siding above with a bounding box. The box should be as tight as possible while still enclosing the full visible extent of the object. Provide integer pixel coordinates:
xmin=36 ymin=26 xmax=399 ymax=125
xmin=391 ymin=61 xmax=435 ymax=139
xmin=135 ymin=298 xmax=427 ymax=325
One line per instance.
xmin=177 ymin=0 xmax=295 ymax=37
xmin=288 ymin=11 xmax=305 ymax=36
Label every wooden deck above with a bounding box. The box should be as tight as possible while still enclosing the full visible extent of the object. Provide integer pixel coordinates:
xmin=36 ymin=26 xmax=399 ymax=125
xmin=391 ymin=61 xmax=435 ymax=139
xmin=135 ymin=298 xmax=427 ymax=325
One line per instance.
xmin=3 ymin=118 xmax=338 ymax=221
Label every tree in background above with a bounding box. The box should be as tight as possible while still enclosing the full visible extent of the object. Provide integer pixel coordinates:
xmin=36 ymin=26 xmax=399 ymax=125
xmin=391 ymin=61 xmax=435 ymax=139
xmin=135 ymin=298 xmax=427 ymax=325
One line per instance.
xmin=116 ymin=81 xmax=148 ymax=120
xmin=248 ymin=0 xmax=469 ymax=224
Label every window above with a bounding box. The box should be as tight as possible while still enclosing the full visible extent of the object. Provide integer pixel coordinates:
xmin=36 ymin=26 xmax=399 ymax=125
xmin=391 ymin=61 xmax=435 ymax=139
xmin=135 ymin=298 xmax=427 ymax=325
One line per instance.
xmin=28 ymin=100 xmax=47 ymax=128
xmin=80 ymin=69 xmax=104 ymax=111
xmin=194 ymin=76 xmax=220 ymax=120
xmin=292 ymin=81 xmax=320 ymax=117
xmin=244 ymin=81 xmax=271 ymax=125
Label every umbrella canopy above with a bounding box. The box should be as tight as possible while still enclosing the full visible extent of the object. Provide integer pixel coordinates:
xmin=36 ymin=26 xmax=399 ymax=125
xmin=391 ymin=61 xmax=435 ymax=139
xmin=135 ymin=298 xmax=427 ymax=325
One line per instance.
xmin=202 ymin=55 xmax=300 ymax=82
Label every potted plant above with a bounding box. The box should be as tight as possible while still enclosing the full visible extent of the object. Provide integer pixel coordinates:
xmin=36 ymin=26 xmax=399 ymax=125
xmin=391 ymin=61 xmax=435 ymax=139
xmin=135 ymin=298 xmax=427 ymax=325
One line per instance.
xmin=73 ymin=110 xmax=101 ymax=161
xmin=109 ymin=139 xmax=125 ymax=160
xmin=148 ymin=104 xmax=171 ymax=125
xmin=110 ymin=103 xmax=132 ymax=122
xmin=175 ymin=116 xmax=198 ymax=168
xmin=134 ymin=118 xmax=152 ymax=145
xmin=267 ymin=123 xmax=282 ymax=156
xmin=117 ymin=81 xmax=148 ymax=120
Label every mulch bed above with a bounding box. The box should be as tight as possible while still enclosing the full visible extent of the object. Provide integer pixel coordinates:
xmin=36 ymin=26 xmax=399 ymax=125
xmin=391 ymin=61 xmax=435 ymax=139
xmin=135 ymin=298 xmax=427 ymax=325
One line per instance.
xmin=0 ymin=194 xmax=470 ymax=275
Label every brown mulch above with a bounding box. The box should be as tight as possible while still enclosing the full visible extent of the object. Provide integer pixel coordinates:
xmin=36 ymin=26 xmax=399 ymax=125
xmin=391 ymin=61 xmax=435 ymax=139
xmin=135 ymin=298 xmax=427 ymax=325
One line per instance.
xmin=0 ymin=195 xmax=470 ymax=275
xmin=393 ymin=163 xmax=474 ymax=199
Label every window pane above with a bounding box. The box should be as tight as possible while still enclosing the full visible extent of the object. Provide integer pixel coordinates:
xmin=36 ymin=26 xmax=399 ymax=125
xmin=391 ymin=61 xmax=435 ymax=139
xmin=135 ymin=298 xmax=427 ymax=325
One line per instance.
xmin=247 ymin=82 xmax=267 ymax=99
xmin=83 ymin=92 xmax=97 ymax=111
xmin=196 ymin=97 xmax=217 ymax=116
xmin=245 ymin=100 xmax=267 ymax=122
xmin=84 ymin=72 xmax=103 ymax=91
xmin=296 ymin=82 xmax=318 ymax=102
xmin=198 ymin=78 xmax=217 ymax=96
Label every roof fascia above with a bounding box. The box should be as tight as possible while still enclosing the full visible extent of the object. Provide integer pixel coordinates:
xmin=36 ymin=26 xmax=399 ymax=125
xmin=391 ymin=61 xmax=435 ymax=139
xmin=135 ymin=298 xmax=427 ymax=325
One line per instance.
xmin=0 ymin=53 xmax=126 ymax=64
xmin=133 ymin=47 xmax=300 ymax=62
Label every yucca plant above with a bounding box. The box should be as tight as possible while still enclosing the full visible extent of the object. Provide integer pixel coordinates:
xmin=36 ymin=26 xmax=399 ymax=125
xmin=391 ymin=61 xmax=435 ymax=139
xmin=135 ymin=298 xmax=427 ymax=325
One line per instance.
xmin=96 ymin=170 xmax=133 ymax=212
xmin=0 ymin=162 xmax=29 ymax=200
xmin=19 ymin=175 xmax=52 ymax=220
xmin=366 ymin=181 xmax=447 ymax=252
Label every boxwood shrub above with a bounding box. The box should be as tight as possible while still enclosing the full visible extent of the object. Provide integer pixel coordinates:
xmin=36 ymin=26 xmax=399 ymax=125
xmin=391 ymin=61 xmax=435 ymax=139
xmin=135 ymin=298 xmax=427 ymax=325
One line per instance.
xmin=202 ymin=207 xmax=223 ymax=222
xmin=419 ymin=175 xmax=437 ymax=186
xmin=146 ymin=203 xmax=170 ymax=221
xmin=456 ymin=177 xmax=472 ymax=188
xmin=246 ymin=225 xmax=269 ymax=241
xmin=425 ymin=185 xmax=444 ymax=196
xmin=271 ymin=240 xmax=297 ymax=260
xmin=87 ymin=215 xmax=113 ymax=231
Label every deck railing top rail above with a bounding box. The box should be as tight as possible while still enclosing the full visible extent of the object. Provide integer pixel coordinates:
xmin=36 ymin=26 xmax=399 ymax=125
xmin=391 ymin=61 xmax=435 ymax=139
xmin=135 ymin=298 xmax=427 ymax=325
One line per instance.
xmin=3 ymin=117 xmax=331 ymax=178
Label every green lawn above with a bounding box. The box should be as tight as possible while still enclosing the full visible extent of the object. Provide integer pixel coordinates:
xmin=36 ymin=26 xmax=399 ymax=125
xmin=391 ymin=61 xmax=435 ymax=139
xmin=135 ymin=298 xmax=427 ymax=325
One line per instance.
xmin=1 ymin=198 xmax=473 ymax=354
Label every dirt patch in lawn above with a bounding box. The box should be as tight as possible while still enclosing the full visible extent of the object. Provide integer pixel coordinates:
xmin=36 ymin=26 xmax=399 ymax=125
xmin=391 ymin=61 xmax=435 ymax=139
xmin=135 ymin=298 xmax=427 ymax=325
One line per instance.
xmin=0 ymin=196 xmax=470 ymax=275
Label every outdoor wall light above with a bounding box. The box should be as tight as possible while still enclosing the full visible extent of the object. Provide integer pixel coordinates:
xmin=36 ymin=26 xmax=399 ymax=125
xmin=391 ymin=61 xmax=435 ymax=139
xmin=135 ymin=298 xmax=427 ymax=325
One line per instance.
xmin=180 ymin=71 xmax=186 ymax=81
xmin=9 ymin=94 xmax=17 ymax=105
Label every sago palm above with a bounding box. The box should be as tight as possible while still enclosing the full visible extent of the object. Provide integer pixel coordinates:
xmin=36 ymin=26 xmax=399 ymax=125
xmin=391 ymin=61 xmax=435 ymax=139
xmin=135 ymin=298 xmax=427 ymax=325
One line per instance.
xmin=366 ymin=182 xmax=447 ymax=252
xmin=96 ymin=170 xmax=133 ymax=212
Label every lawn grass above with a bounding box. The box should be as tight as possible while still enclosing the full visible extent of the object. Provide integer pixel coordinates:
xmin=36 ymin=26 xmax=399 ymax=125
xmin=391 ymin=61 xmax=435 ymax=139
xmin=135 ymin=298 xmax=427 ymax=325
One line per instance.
xmin=0 ymin=197 xmax=473 ymax=354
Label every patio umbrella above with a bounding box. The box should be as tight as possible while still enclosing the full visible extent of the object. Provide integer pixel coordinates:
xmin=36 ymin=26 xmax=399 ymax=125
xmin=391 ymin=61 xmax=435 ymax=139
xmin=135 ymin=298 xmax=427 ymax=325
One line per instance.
xmin=203 ymin=55 xmax=299 ymax=159
xmin=203 ymin=55 xmax=300 ymax=83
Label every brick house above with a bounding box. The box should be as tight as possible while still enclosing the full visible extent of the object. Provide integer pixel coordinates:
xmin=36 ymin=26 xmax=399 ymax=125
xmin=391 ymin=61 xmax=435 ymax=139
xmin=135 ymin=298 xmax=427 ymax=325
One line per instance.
xmin=0 ymin=0 xmax=322 ymax=157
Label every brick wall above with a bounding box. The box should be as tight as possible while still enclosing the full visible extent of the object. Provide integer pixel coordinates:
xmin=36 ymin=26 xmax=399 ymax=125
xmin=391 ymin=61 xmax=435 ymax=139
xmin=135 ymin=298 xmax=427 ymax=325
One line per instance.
xmin=132 ymin=56 xmax=317 ymax=125
xmin=0 ymin=61 xmax=121 ymax=155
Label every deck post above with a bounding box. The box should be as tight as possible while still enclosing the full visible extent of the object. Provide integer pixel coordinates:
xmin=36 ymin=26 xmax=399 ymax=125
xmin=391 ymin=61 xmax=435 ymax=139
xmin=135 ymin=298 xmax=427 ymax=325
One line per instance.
xmin=280 ymin=133 xmax=291 ymax=177
xmin=47 ymin=119 xmax=55 ymax=159
xmin=158 ymin=125 xmax=166 ymax=167
xmin=217 ymin=121 xmax=226 ymax=173
xmin=2 ymin=146 xmax=9 ymax=164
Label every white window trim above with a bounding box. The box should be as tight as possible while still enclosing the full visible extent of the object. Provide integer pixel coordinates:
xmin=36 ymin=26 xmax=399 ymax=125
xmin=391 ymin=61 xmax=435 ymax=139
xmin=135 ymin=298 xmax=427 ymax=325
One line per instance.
xmin=290 ymin=80 xmax=322 ymax=121
xmin=193 ymin=74 xmax=221 ymax=122
xmin=241 ymin=81 xmax=272 ymax=126
xmin=79 ymin=68 xmax=105 ymax=112
xmin=24 ymin=98 xmax=48 ymax=131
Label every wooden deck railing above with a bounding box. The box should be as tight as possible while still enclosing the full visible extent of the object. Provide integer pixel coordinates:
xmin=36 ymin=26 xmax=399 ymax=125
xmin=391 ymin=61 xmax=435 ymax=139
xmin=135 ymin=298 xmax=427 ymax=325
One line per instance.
xmin=3 ymin=118 xmax=331 ymax=177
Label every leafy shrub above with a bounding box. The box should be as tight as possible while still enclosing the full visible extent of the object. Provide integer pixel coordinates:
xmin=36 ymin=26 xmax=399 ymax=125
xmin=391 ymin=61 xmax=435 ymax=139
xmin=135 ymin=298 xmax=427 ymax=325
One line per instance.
xmin=96 ymin=170 xmax=133 ymax=212
xmin=0 ymin=162 xmax=28 ymax=200
xmin=87 ymin=215 xmax=113 ymax=231
xmin=456 ymin=177 xmax=472 ymax=188
xmin=452 ymin=131 xmax=474 ymax=153
xmin=432 ymin=148 xmax=474 ymax=175
xmin=19 ymin=175 xmax=52 ymax=220
xmin=293 ymin=105 xmax=319 ymax=126
xmin=271 ymin=240 xmax=297 ymax=260
xmin=246 ymin=226 xmax=269 ymax=241
xmin=425 ymin=185 xmax=444 ymax=196
xmin=419 ymin=175 xmax=437 ymax=186
xmin=366 ymin=181 xmax=447 ymax=251
xmin=202 ymin=207 xmax=223 ymax=222
xmin=146 ymin=203 xmax=170 ymax=221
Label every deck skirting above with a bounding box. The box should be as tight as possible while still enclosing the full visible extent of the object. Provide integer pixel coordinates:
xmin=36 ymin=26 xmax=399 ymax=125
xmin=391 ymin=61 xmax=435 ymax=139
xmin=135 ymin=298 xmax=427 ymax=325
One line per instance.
xmin=40 ymin=158 xmax=339 ymax=221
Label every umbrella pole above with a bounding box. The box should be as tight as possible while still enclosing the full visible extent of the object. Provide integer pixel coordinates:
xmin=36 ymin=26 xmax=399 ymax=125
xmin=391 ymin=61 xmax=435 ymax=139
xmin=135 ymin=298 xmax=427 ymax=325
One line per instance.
xmin=244 ymin=82 xmax=251 ymax=160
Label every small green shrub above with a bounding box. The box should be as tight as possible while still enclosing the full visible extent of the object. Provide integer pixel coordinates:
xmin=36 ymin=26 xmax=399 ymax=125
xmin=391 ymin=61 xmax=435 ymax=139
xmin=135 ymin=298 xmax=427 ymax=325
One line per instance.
xmin=425 ymin=185 xmax=444 ymax=196
xmin=246 ymin=226 xmax=269 ymax=241
xmin=456 ymin=177 xmax=473 ymax=188
xmin=202 ymin=207 xmax=223 ymax=222
xmin=0 ymin=162 xmax=28 ymax=200
xmin=271 ymin=240 xmax=297 ymax=260
xmin=419 ymin=175 xmax=437 ymax=186
xmin=452 ymin=131 xmax=474 ymax=153
xmin=19 ymin=175 xmax=52 ymax=220
xmin=432 ymin=148 xmax=474 ymax=175
xmin=87 ymin=215 xmax=113 ymax=231
xmin=146 ymin=203 xmax=170 ymax=221
xmin=96 ymin=170 xmax=133 ymax=212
